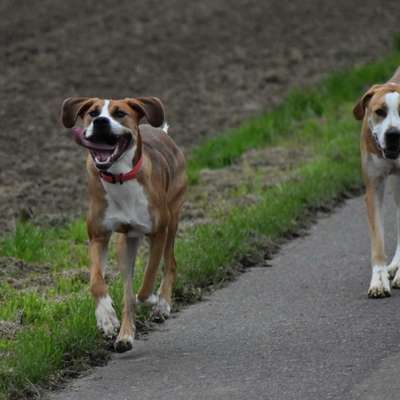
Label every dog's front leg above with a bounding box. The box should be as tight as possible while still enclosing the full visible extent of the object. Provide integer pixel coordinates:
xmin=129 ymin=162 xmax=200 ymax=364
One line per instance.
xmin=89 ymin=234 xmax=120 ymax=337
xmin=389 ymin=176 xmax=400 ymax=287
xmin=114 ymin=234 xmax=140 ymax=353
xmin=365 ymin=177 xmax=390 ymax=298
xmin=136 ymin=229 xmax=167 ymax=306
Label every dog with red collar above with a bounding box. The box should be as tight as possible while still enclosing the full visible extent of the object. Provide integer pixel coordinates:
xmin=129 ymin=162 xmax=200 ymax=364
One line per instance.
xmin=62 ymin=97 xmax=187 ymax=352
xmin=354 ymin=67 xmax=400 ymax=298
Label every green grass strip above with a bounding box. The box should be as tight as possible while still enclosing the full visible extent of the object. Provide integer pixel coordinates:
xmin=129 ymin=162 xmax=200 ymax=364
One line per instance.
xmin=0 ymin=220 xmax=88 ymax=270
xmin=187 ymin=38 xmax=400 ymax=183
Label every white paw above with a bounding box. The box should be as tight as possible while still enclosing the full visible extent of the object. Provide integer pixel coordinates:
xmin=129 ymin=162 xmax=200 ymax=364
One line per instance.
xmin=387 ymin=263 xmax=399 ymax=280
xmin=388 ymin=246 xmax=400 ymax=279
xmin=392 ymin=269 xmax=400 ymax=289
xmin=152 ymin=297 xmax=171 ymax=322
xmin=136 ymin=293 xmax=159 ymax=306
xmin=95 ymin=295 xmax=120 ymax=337
xmin=114 ymin=334 xmax=134 ymax=353
xmin=368 ymin=266 xmax=391 ymax=298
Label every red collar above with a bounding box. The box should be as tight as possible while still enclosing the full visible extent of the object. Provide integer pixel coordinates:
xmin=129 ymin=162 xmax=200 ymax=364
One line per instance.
xmin=99 ymin=154 xmax=143 ymax=184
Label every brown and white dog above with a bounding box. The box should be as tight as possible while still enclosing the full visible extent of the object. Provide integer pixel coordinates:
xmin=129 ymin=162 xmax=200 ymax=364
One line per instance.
xmin=354 ymin=67 xmax=400 ymax=298
xmin=61 ymin=96 xmax=186 ymax=351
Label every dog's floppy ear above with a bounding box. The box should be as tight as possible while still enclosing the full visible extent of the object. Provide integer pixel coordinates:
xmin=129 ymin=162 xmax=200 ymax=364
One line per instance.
xmin=126 ymin=97 xmax=164 ymax=127
xmin=61 ymin=97 xmax=96 ymax=128
xmin=353 ymin=85 xmax=382 ymax=121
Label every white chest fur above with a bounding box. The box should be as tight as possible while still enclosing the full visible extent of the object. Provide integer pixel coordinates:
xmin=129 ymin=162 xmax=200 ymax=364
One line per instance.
xmin=102 ymin=179 xmax=152 ymax=235
xmin=366 ymin=154 xmax=392 ymax=178
xmin=100 ymin=148 xmax=152 ymax=236
xmin=364 ymin=152 xmax=400 ymax=179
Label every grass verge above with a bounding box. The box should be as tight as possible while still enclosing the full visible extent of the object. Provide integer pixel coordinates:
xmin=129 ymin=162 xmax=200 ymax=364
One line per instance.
xmin=1 ymin=44 xmax=400 ymax=399
xmin=187 ymin=37 xmax=400 ymax=183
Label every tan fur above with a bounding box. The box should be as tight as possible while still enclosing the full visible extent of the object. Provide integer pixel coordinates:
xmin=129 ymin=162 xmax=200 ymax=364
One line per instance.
xmin=363 ymin=175 xmax=386 ymax=266
xmin=354 ymin=68 xmax=400 ymax=297
xmin=62 ymin=97 xmax=186 ymax=351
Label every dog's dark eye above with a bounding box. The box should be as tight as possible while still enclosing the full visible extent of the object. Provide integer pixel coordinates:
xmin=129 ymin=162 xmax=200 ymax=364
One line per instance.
xmin=114 ymin=109 xmax=127 ymax=118
xmin=89 ymin=109 xmax=100 ymax=118
xmin=375 ymin=108 xmax=387 ymax=118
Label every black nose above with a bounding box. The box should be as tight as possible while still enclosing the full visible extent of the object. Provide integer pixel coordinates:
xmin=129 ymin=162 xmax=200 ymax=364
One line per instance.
xmin=90 ymin=117 xmax=118 ymax=145
xmin=385 ymin=128 xmax=400 ymax=146
xmin=93 ymin=117 xmax=110 ymax=129
xmin=92 ymin=117 xmax=111 ymax=137
xmin=384 ymin=128 xmax=400 ymax=158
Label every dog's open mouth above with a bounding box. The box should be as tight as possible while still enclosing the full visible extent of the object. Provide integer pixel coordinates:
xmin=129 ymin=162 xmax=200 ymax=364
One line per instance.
xmin=71 ymin=128 xmax=132 ymax=170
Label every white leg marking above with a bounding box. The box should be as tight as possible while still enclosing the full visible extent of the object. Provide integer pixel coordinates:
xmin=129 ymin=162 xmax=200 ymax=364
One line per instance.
xmin=152 ymin=296 xmax=171 ymax=320
xmin=392 ymin=268 xmax=400 ymax=288
xmin=388 ymin=241 xmax=400 ymax=280
xmin=136 ymin=294 xmax=171 ymax=320
xmin=389 ymin=176 xmax=400 ymax=281
xmin=136 ymin=293 xmax=159 ymax=306
xmin=368 ymin=265 xmax=391 ymax=298
xmin=366 ymin=177 xmax=389 ymax=298
xmin=95 ymin=295 xmax=120 ymax=337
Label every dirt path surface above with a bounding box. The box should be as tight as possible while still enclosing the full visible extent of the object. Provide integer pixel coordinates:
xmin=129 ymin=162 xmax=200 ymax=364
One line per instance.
xmin=49 ymin=195 xmax=400 ymax=400
xmin=1 ymin=0 xmax=399 ymax=231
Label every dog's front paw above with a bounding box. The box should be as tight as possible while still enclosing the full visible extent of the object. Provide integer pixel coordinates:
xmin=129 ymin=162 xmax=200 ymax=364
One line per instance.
xmin=95 ymin=295 xmax=120 ymax=337
xmin=136 ymin=293 xmax=159 ymax=306
xmin=151 ymin=297 xmax=171 ymax=323
xmin=392 ymin=269 xmax=400 ymax=289
xmin=368 ymin=266 xmax=391 ymax=298
xmin=114 ymin=334 xmax=134 ymax=353
xmin=387 ymin=263 xmax=399 ymax=280
xmin=388 ymin=247 xmax=400 ymax=279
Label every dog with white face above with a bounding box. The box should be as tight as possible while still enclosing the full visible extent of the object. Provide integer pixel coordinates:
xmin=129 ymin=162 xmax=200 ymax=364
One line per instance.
xmin=62 ymin=96 xmax=187 ymax=352
xmin=354 ymin=67 xmax=400 ymax=298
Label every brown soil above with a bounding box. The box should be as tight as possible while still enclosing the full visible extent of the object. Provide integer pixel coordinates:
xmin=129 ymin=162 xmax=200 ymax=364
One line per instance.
xmin=0 ymin=0 xmax=399 ymax=232
xmin=0 ymin=320 xmax=21 ymax=340
xmin=0 ymin=256 xmax=52 ymax=289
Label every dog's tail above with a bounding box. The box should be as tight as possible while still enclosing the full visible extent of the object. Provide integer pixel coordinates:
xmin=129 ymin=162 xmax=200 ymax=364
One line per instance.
xmin=161 ymin=122 xmax=169 ymax=134
xmin=388 ymin=66 xmax=400 ymax=84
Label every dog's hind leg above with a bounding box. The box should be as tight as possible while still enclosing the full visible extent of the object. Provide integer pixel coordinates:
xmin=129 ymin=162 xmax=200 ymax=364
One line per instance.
xmin=136 ymin=229 xmax=167 ymax=306
xmin=114 ymin=234 xmax=140 ymax=353
xmin=389 ymin=176 xmax=400 ymax=286
xmin=152 ymin=215 xmax=179 ymax=321
xmin=88 ymin=233 xmax=120 ymax=337
xmin=365 ymin=177 xmax=390 ymax=298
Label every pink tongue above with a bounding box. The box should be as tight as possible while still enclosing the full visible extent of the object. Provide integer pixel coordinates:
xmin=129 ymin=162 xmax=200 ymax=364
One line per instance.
xmin=71 ymin=127 xmax=84 ymax=136
xmin=71 ymin=127 xmax=85 ymax=144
